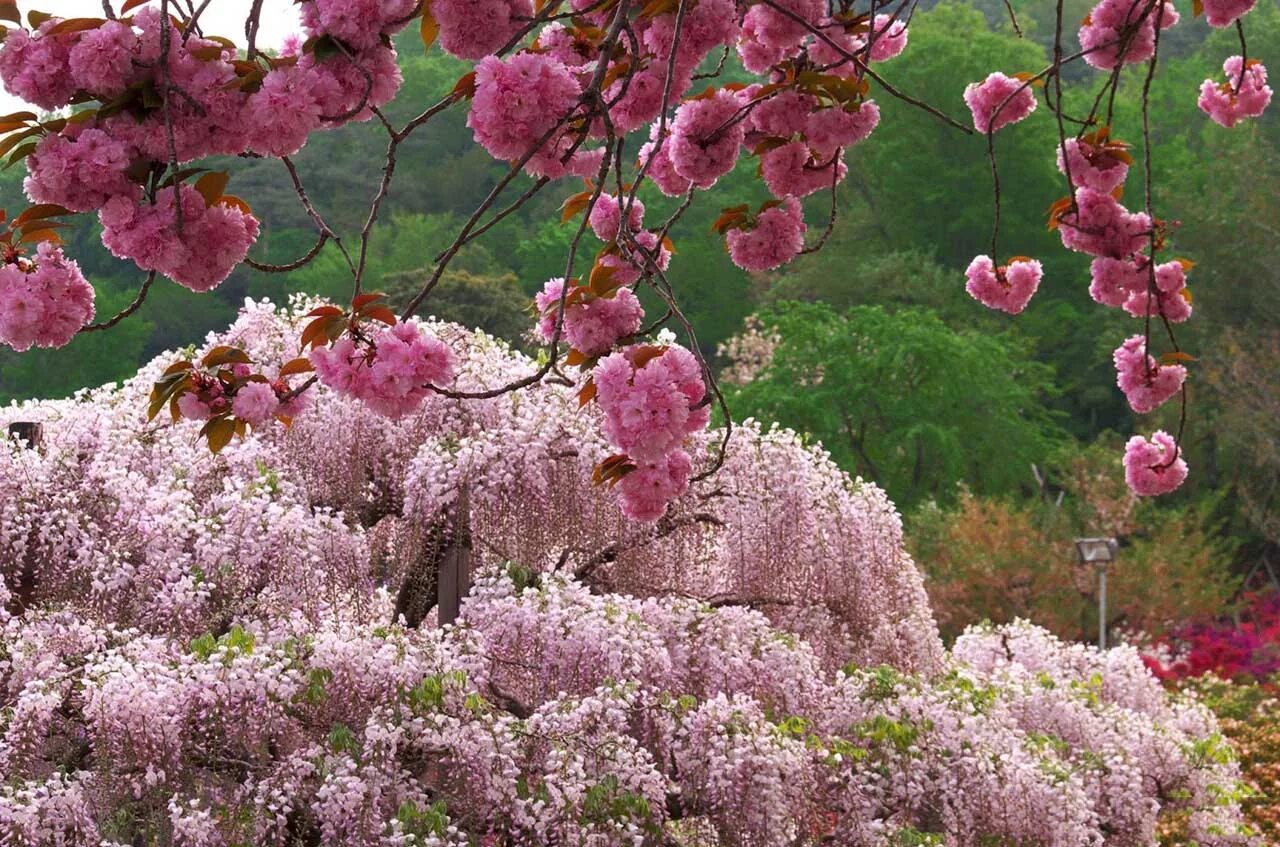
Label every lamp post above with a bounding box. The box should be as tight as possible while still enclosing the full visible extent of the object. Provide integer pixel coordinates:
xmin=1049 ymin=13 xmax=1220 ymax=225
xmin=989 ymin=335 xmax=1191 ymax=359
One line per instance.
xmin=1075 ymin=537 xmax=1118 ymax=649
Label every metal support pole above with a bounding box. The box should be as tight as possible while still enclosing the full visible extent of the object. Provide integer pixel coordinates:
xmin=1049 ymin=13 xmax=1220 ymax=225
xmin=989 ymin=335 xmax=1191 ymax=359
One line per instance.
xmin=1098 ymin=566 xmax=1107 ymax=650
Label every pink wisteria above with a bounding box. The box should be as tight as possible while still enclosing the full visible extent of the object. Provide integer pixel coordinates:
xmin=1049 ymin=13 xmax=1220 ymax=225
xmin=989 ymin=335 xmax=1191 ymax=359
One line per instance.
xmin=0 ymin=303 xmax=1255 ymax=845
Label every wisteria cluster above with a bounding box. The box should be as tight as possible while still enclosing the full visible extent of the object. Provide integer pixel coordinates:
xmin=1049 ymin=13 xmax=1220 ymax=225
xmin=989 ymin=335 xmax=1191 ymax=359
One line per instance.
xmin=0 ymin=303 xmax=1256 ymax=845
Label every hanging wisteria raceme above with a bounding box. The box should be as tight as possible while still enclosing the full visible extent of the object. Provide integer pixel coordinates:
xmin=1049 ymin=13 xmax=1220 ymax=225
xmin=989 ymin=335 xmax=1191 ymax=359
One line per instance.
xmin=0 ymin=0 xmax=1269 ymax=505
xmin=0 ymin=302 xmax=1256 ymax=845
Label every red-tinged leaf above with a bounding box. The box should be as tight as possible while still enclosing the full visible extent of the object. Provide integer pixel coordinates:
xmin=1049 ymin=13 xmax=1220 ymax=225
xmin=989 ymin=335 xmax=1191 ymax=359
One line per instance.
xmin=638 ymin=0 xmax=679 ymax=18
xmin=352 ymin=292 xmax=384 ymax=311
xmin=27 ymin=9 xmax=51 ymax=27
xmin=121 ymin=0 xmax=150 ymax=13
xmin=3 ymin=141 xmax=36 ymax=169
xmin=148 ymin=372 xmax=192 ymax=420
xmin=201 ymin=345 xmax=252 ymax=367
xmin=362 ymin=305 xmax=397 ymax=326
xmin=1192 ymin=0 xmax=1203 ymax=15
xmin=0 ymin=127 xmax=39 ymax=160
xmin=1110 ymin=185 xmax=1124 ymax=201
xmin=298 ymin=314 xmax=340 ymax=348
xmin=1160 ymin=351 xmax=1196 ymax=364
xmin=169 ymin=394 xmax=183 ymax=422
xmin=1176 ymin=257 xmax=1197 ymax=272
xmin=560 ymin=190 xmax=594 ymax=223
xmin=1006 ymin=255 xmax=1035 ymax=265
xmin=535 ymin=0 xmax=563 ymax=11
xmin=276 ymin=414 xmax=294 ymax=429
xmin=0 ymin=5 xmax=18 ymax=25
xmin=13 ymin=203 xmax=69 ymax=227
xmin=279 ymin=357 xmax=314 ymax=378
xmin=588 ymin=262 xmax=619 ymax=296
xmin=305 ymin=305 xmax=345 ymax=318
xmin=1046 ymin=196 xmax=1073 ymax=231
xmin=577 ymin=377 xmax=597 ymax=408
xmin=202 ymin=417 xmax=236 ymax=453
xmin=662 ymin=235 xmax=676 ymax=255
xmin=162 ymin=360 xmax=194 ymax=376
xmin=194 ymin=171 xmax=230 ymax=207
xmin=710 ymin=205 xmax=750 ymax=234
xmin=189 ymin=43 xmax=226 ymax=61
xmin=233 ymin=418 xmax=247 ymax=437
xmin=216 ymin=195 xmax=252 ymax=215
xmin=17 ymin=227 xmax=61 ymax=245
xmin=47 ymin=17 xmax=106 ymax=35
xmin=1179 ymin=288 xmax=1193 ymax=304
xmin=451 ymin=71 xmax=477 ymax=100
xmin=420 ymin=8 xmax=439 ymax=51
xmin=601 ymin=58 xmax=631 ymax=92
xmin=629 ymin=344 xmax=667 ymax=369
xmin=0 ymin=109 xmax=35 ymax=124
xmin=565 ymin=348 xmax=587 ymax=367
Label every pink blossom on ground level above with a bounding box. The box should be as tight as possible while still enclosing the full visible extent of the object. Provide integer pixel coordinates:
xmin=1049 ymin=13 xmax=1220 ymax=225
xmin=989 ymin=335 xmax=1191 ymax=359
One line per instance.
xmin=1113 ymin=335 xmax=1186 ymax=414
xmin=964 ymin=255 xmax=1043 ymax=315
xmin=1124 ymin=430 xmax=1189 ymax=496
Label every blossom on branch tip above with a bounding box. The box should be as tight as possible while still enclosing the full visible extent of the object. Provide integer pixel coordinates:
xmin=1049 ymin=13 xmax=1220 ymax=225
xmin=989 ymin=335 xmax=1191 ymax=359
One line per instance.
xmin=1113 ymin=335 xmax=1186 ymax=414
xmin=725 ymin=197 xmax=807 ymax=272
xmin=964 ymin=72 xmax=1037 ymax=133
xmin=1198 ymin=57 xmax=1272 ymax=128
xmin=964 ymin=255 xmax=1043 ymax=315
xmin=1124 ymin=430 xmax=1188 ymax=496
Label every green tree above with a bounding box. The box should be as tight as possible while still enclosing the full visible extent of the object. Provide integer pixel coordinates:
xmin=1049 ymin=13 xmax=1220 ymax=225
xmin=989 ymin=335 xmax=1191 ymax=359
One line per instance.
xmin=724 ymin=301 xmax=1066 ymax=508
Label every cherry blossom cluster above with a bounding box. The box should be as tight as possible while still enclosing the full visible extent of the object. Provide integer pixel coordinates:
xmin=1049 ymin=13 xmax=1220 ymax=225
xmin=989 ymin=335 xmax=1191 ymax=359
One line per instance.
xmin=0 ymin=1 xmax=406 ymax=303
xmin=0 ymin=241 xmax=93 ymax=351
xmin=959 ymin=0 xmax=1270 ymax=498
xmin=1199 ymin=56 xmax=1273 ymax=128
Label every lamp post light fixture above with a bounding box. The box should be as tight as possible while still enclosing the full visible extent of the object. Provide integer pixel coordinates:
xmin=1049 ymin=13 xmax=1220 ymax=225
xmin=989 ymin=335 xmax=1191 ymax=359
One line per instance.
xmin=1075 ymin=537 xmax=1118 ymax=650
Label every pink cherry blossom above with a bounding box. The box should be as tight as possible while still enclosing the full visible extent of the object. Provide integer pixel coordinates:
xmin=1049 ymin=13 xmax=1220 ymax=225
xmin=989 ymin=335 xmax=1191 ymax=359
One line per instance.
xmin=0 ymin=21 xmax=76 ymax=111
xmin=1200 ymin=0 xmax=1256 ymax=28
xmin=593 ymin=344 xmax=709 ymax=462
xmin=310 ymin=320 xmax=455 ymax=418
xmin=1198 ymin=57 xmax=1272 ymax=128
xmin=1113 ymin=335 xmax=1186 ymax=414
xmin=759 ymin=141 xmax=847 ymax=199
xmin=0 ymin=243 xmax=95 ymax=352
xmin=434 ymin=0 xmax=533 ymax=60
xmin=300 ymin=0 xmax=417 ymax=51
xmin=615 ymin=448 xmax=693 ymax=521
xmin=1056 ymin=136 xmax=1130 ymax=193
xmin=964 ymin=72 xmax=1038 ymax=133
xmin=1079 ymin=0 xmax=1179 ymax=71
xmin=867 ymin=14 xmax=910 ymax=61
xmin=725 ymin=197 xmax=807 ymax=272
xmin=468 ymin=52 xmax=591 ymax=179
xmin=588 ymin=193 xmax=645 ymax=243
xmin=1124 ymin=430 xmax=1188 ymax=496
xmin=638 ymin=125 xmax=693 ymax=197
xmin=23 ymin=128 xmax=140 ymax=213
xmin=230 ymin=381 xmax=282 ymax=426
xmin=1057 ymin=187 xmax=1151 ymax=259
xmin=533 ymin=278 xmax=644 ymax=356
xmin=68 ymin=19 xmax=141 ymax=98
xmin=669 ymin=90 xmax=746 ymax=188
xmin=964 ymin=255 xmax=1043 ymax=315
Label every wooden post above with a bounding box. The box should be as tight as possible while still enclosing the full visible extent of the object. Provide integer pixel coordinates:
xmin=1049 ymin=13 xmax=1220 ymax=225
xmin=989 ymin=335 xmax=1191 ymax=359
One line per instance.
xmin=436 ymin=487 xmax=472 ymax=627
xmin=7 ymin=421 xmax=43 ymax=452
